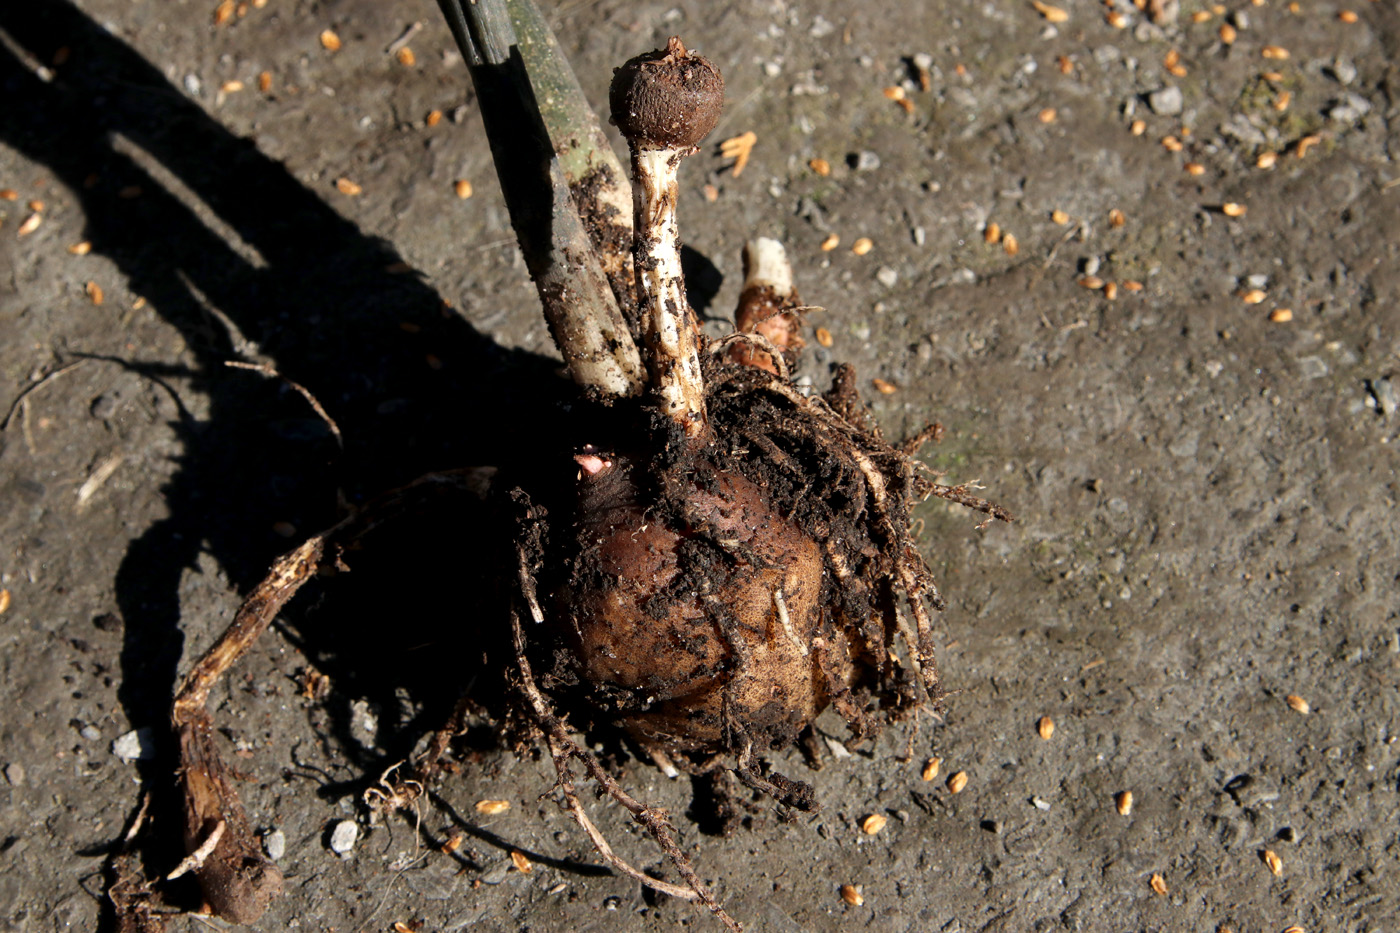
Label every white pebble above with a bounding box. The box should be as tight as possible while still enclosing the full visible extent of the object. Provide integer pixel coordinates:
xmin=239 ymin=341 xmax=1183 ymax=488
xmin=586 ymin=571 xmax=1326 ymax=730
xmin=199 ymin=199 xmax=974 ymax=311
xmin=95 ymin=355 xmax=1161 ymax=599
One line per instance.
xmin=329 ymin=820 xmax=359 ymax=855
xmin=263 ymin=829 xmax=286 ymax=861
xmin=112 ymin=728 xmax=157 ymax=762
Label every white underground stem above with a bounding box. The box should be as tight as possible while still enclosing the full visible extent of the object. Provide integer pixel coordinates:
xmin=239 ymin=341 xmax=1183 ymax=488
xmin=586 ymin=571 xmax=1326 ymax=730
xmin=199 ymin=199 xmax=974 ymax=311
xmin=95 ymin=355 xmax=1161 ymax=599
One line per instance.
xmin=631 ymin=146 xmax=707 ymax=439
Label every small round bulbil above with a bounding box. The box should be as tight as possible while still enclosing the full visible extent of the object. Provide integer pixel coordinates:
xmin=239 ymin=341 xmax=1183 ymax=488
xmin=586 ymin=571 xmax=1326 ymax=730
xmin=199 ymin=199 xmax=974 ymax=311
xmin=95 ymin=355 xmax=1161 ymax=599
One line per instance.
xmin=610 ymin=37 xmax=724 ymax=150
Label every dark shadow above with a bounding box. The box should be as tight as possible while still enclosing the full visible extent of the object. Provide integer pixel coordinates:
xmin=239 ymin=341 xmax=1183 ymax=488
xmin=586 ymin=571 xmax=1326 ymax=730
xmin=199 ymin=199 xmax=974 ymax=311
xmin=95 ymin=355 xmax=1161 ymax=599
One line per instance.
xmin=0 ymin=0 xmax=573 ymax=918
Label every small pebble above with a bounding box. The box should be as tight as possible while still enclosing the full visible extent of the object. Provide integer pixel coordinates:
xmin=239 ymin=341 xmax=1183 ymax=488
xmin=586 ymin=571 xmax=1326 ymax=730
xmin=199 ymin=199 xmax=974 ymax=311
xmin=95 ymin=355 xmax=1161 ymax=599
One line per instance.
xmin=852 ymin=150 xmax=881 ymax=172
xmin=1147 ymin=86 xmax=1183 ymax=116
xmin=4 ymin=763 xmax=25 ymax=786
xmin=875 ymin=266 xmax=898 ymax=288
xmin=263 ymin=829 xmax=286 ymax=860
xmin=112 ymin=728 xmax=156 ymax=762
xmin=328 ymin=819 xmax=359 ymax=855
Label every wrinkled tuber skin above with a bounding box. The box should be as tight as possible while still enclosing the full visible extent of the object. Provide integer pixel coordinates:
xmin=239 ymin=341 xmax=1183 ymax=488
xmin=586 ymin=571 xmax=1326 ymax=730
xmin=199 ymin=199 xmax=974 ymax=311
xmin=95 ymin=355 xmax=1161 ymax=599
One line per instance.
xmin=557 ymin=443 xmax=849 ymax=753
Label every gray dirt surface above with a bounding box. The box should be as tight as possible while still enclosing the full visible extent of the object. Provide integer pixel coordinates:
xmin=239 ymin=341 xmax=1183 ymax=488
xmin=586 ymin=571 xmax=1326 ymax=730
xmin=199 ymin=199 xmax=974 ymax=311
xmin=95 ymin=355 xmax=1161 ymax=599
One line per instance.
xmin=2 ymin=1 xmax=1398 ymax=932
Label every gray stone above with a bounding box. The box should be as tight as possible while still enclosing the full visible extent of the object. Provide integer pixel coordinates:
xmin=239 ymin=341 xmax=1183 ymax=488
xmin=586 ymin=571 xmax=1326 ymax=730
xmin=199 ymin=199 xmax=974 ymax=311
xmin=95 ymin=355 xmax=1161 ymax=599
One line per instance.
xmin=853 ymin=150 xmax=881 ymax=172
xmin=1147 ymin=86 xmax=1183 ymax=116
xmin=328 ymin=820 xmax=359 ymax=856
xmin=112 ymin=728 xmax=156 ymax=762
xmin=1329 ymin=93 xmax=1371 ymax=123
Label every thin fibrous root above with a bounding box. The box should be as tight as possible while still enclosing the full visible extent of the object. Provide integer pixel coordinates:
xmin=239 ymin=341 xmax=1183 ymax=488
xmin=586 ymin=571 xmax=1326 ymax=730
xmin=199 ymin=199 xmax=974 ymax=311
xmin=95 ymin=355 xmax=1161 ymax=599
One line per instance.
xmin=168 ymin=468 xmax=492 ymax=924
xmin=512 ymin=544 xmax=742 ymax=932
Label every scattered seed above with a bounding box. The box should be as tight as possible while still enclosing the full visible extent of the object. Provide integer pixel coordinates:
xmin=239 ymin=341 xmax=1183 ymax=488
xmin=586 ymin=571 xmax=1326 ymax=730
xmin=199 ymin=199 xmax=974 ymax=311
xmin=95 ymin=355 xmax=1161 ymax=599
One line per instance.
xmin=1338 ymin=9 xmax=1358 ymax=22
xmin=27 ymin=199 xmax=44 ymax=212
xmin=510 ymin=851 xmax=532 ymax=873
xmin=1163 ymin=135 xmax=1183 ymax=152
xmin=719 ymin=131 xmax=758 ymax=177
xmin=1220 ymin=23 xmax=1237 ymax=43
xmin=1103 ymin=281 xmax=1119 ymax=300
xmin=1123 ymin=280 xmax=1144 ymax=291
xmin=118 ymin=185 xmax=142 ymax=199
xmin=396 ymin=46 xmax=416 ymax=67
xmin=272 ymin=521 xmax=297 ymax=537
xmin=871 ymin=378 xmax=897 ymax=395
xmin=69 ymin=241 xmax=92 ymax=255
xmin=320 ymin=29 xmax=342 ymax=51
xmin=984 ymin=221 xmax=1002 ymax=244
xmin=1164 ymin=49 xmax=1181 ymax=68
xmin=1106 ymin=9 xmax=1127 ymax=28
xmin=1078 ymin=275 xmax=1105 ymax=290
xmin=220 ymin=79 xmax=244 ymax=93
xmin=1257 ymin=151 xmax=1278 ymax=169
xmin=1273 ymin=90 xmax=1291 ymax=112
xmin=1149 ymin=873 xmax=1168 ymax=896
xmin=820 ymin=233 xmax=840 ymax=251
xmin=0 ymin=589 xmax=10 ymax=614
xmin=815 ymin=327 xmax=833 ymax=347
xmin=1191 ymin=9 xmax=1213 ymax=22
xmin=425 ymin=109 xmax=443 ymax=127
xmin=1051 ymin=209 xmax=1070 ymax=224
xmin=257 ymin=70 xmax=272 ymax=92
xmin=1130 ymin=119 xmax=1146 ymax=136
xmin=1038 ymin=107 xmax=1057 ymax=124
xmin=132 ymin=296 xmax=147 ymax=310
xmin=1261 ymin=45 xmax=1290 ymax=60
xmin=213 ymin=0 xmax=235 ymax=26
xmin=1262 ymin=70 xmax=1285 ymax=82
xmin=882 ymin=85 xmax=906 ymax=101
xmin=1222 ymin=202 xmax=1246 ymax=217
xmin=17 ymin=213 xmax=42 ymax=237
xmin=475 ymin=799 xmax=511 ymax=815
xmin=441 ymin=832 xmax=465 ymax=854
xmin=861 ymin=814 xmax=888 ymax=835
xmin=85 ymin=281 xmax=104 ymax=305
xmin=921 ymin=757 xmax=942 ymax=781
xmin=1168 ymin=62 xmax=1187 ymax=78
xmin=1270 ymin=308 xmax=1293 ymax=322
xmin=1185 ymin=162 xmax=1206 ymax=176
xmin=1003 ymin=233 xmax=1019 ymax=256
xmin=454 ymin=179 xmax=473 ymax=200
xmin=1264 ymin=849 xmax=1283 ymax=875
xmin=1282 ymin=926 xmax=1305 ymax=933
xmin=1296 ymin=134 xmax=1321 ymax=159
xmin=808 ymin=157 xmax=831 ymax=176
xmin=334 ymin=177 xmax=362 ymax=196
xmin=1032 ymin=1 xmax=1070 ymax=23
xmin=1240 ymin=289 xmax=1266 ymax=304
xmin=1108 ymin=208 xmax=1126 ymax=227
xmin=839 ymin=884 xmax=864 ymax=906
xmin=0 ymin=188 xmax=16 ymax=200
xmin=947 ymin=770 xmax=969 ymax=794
xmin=1116 ymin=791 xmax=1133 ymax=815
xmin=702 ymin=184 xmax=719 ymax=202
xmin=1037 ymin=716 xmax=1055 ymax=740
xmin=1057 ymin=55 xmax=1074 ymax=75
xmin=1285 ymin=694 xmax=1310 ymax=714
xmin=851 ymin=237 xmax=873 ymax=256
